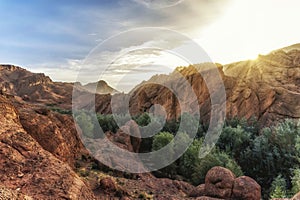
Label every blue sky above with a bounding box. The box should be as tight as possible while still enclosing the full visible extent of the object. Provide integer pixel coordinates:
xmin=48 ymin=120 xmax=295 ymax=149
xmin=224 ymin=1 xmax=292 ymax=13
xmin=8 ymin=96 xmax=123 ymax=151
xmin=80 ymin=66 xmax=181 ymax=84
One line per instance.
xmin=1 ymin=0 xmax=300 ymax=91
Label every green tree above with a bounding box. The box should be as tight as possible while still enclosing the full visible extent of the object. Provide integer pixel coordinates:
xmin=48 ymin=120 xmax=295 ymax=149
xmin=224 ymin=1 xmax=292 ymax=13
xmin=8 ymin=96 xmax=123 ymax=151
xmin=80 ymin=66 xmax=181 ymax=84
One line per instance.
xmin=75 ymin=111 xmax=95 ymax=138
xmin=217 ymin=125 xmax=252 ymax=159
xmin=178 ymin=138 xmax=202 ymax=178
xmin=97 ymin=114 xmax=118 ymax=133
xmin=191 ymin=151 xmax=243 ymax=185
xmin=152 ymin=132 xmax=176 ymax=177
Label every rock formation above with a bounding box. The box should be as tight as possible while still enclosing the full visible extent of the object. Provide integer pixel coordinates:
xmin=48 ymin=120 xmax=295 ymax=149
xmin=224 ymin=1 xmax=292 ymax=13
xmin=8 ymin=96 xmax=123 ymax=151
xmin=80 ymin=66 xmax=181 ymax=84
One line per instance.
xmin=0 ymin=95 xmax=95 ymax=199
xmin=190 ymin=166 xmax=261 ymax=200
xmin=128 ymin=47 xmax=300 ymax=125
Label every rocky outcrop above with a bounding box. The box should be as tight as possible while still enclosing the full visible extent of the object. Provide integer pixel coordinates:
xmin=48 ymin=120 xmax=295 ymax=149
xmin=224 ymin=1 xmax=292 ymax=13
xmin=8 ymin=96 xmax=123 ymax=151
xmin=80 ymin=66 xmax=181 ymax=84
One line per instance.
xmin=0 ymin=64 xmax=116 ymax=110
xmin=127 ymin=47 xmax=300 ymax=125
xmin=0 ymin=95 xmax=95 ymax=199
xmin=17 ymin=104 xmax=89 ymax=168
xmin=190 ymin=166 xmax=261 ymax=200
xmin=204 ymin=167 xmax=236 ymax=199
xmin=99 ymin=177 xmax=117 ymax=193
xmin=0 ymin=185 xmax=33 ymax=200
xmin=232 ymin=176 xmax=261 ymax=200
xmin=189 ymin=184 xmax=205 ymax=197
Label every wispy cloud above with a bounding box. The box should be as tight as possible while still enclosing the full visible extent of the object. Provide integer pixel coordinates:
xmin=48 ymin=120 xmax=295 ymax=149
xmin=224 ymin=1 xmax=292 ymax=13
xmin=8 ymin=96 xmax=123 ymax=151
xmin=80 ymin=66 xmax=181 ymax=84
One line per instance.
xmin=0 ymin=0 xmax=232 ymax=91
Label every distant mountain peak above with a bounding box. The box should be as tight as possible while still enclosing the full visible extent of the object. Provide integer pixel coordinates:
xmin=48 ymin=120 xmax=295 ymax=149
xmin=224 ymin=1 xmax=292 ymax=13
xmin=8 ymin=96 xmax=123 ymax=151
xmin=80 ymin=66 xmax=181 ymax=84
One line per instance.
xmin=83 ymin=80 xmax=119 ymax=95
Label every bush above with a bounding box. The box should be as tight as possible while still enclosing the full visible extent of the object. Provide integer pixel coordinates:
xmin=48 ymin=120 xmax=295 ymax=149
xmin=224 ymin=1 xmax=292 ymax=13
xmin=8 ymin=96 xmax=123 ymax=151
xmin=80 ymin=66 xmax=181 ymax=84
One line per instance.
xmin=75 ymin=111 xmax=95 ymax=138
xmin=237 ymin=119 xmax=300 ymax=198
xmin=217 ymin=125 xmax=252 ymax=159
xmin=191 ymin=151 xmax=243 ymax=185
xmin=152 ymin=132 xmax=177 ymax=177
xmin=270 ymin=175 xmax=287 ymax=198
xmin=291 ymin=168 xmax=300 ymax=195
xmin=178 ymin=139 xmax=202 ymax=178
xmin=97 ymin=114 xmax=118 ymax=133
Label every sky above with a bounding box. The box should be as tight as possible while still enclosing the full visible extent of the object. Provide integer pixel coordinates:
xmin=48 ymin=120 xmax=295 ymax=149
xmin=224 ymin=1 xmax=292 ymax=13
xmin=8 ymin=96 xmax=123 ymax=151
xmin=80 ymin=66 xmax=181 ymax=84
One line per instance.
xmin=0 ymin=0 xmax=300 ymax=92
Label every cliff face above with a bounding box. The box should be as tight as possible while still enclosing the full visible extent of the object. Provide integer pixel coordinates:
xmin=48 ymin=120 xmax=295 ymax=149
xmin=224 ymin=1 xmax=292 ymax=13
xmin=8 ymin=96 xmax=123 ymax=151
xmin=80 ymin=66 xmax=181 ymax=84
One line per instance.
xmin=128 ymin=48 xmax=300 ymax=125
xmin=0 ymin=95 xmax=95 ymax=199
xmin=2 ymin=45 xmax=300 ymax=125
xmin=224 ymin=49 xmax=300 ymax=124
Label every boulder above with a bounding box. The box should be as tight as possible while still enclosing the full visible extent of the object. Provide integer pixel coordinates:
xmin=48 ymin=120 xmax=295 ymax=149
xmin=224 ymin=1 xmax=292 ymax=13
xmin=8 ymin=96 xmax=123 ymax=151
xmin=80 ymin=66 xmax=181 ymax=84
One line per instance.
xmin=196 ymin=197 xmax=224 ymax=200
xmin=292 ymin=191 xmax=300 ymax=200
xmin=205 ymin=166 xmax=235 ymax=199
xmin=99 ymin=177 xmax=116 ymax=193
xmin=232 ymin=176 xmax=261 ymax=200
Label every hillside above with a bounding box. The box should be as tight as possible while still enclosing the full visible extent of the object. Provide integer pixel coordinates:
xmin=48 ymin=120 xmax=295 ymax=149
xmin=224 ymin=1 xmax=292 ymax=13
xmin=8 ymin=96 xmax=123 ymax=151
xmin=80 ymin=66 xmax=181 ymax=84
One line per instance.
xmin=127 ymin=47 xmax=300 ymax=125
xmin=0 ymin=44 xmax=300 ymax=199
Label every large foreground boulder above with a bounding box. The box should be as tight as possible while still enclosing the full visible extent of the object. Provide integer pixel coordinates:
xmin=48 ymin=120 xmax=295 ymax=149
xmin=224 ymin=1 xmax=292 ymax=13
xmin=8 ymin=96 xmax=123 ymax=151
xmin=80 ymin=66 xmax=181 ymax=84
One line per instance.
xmin=192 ymin=166 xmax=261 ymax=200
xmin=205 ymin=166 xmax=235 ymax=199
xmin=232 ymin=176 xmax=261 ymax=200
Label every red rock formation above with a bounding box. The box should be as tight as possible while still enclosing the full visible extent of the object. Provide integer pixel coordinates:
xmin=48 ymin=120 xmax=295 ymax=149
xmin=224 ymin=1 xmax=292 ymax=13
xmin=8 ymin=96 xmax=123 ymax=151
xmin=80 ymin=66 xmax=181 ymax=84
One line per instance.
xmin=17 ymin=103 xmax=88 ymax=168
xmin=232 ymin=176 xmax=261 ymax=200
xmin=192 ymin=166 xmax=261 ymax=200
xmin=99 ymin=177 xmax=117 ymax=193
xmin=189 ymin=184 xmax=206 ymax=197
xmin=204 ymin=166 xmax=236 ymax=199
xmin=127 ymin=48 xmax=300 ymax=125
xmin=0 ymin=95 xmax=95 ymax=199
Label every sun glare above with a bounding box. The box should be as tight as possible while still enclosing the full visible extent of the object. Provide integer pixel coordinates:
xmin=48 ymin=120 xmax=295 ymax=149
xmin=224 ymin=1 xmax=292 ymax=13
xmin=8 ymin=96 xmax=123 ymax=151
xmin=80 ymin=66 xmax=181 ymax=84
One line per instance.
xmin=195 ymin=0 xmax=300 ymax=64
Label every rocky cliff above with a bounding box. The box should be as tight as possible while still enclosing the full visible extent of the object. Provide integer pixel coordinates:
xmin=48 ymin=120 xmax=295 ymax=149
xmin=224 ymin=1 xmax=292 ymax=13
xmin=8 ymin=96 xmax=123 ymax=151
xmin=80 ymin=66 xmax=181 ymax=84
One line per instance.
xmin=127 ymin=47 xmax=300 ymax=125
xmin=0 ymin=95 xmax=96 ymax=199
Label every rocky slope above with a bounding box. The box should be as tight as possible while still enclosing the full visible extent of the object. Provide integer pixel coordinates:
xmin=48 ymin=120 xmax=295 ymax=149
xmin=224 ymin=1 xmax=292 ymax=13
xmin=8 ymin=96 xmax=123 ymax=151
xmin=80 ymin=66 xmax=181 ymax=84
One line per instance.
xmin=0 ymin=64 xmax=117 ymax=109
xmin=0 ymin=94 xmax=96 ymax=199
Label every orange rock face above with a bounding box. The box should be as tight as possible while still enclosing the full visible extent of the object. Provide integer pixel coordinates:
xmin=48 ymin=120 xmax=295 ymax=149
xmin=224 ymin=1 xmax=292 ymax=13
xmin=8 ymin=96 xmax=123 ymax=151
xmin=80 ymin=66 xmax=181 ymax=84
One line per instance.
xmin=0 ymin=95 xmax=95 ymax=199
xmin=127 ymin=49 xmax=300 ymax=125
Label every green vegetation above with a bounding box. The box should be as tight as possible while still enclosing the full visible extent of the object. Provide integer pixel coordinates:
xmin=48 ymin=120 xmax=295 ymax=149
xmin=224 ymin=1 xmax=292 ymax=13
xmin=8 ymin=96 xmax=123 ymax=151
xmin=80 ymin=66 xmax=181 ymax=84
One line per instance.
xmin=73 ymin=111 xmax=300 ymax=199
xmin=46 ymin=103 xmax=72 ymax=115
xmin=270 ymin=175 xmax=287 ymax=198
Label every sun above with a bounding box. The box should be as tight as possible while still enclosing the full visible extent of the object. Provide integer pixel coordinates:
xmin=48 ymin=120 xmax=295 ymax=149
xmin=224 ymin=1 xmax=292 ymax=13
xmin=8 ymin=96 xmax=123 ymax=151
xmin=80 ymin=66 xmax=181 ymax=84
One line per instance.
xmin=194 ymin=0 xmax=300 ymax=64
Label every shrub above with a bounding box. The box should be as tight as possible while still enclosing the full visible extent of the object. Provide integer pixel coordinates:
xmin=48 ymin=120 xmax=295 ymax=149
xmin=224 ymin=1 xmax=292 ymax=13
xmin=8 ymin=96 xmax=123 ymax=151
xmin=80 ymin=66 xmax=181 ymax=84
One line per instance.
xmin=191 ymin=151 xmax=243 ymax=185
xmin=75 ymin=111 xmax=95 ymax=138
xmin=270 ymin=175 xmax=287 ymax=198
xmin=291 ymin=168 xmax=300 ymax=195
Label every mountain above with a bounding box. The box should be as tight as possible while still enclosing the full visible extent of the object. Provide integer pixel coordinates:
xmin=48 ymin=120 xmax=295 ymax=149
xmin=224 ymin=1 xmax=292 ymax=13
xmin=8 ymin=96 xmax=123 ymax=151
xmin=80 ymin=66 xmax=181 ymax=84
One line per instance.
xmin=83 ymin=80 xmax=119 ymax=95
xmin=2 ymin=44 xmax=299 ymax=125
xmin=0 ymin=44 xmax=300 ymax=198
xmin=0 ymin=64 xmax=117 ymax=110
xmin=126 ymin=46 xmax=300 ymax=125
